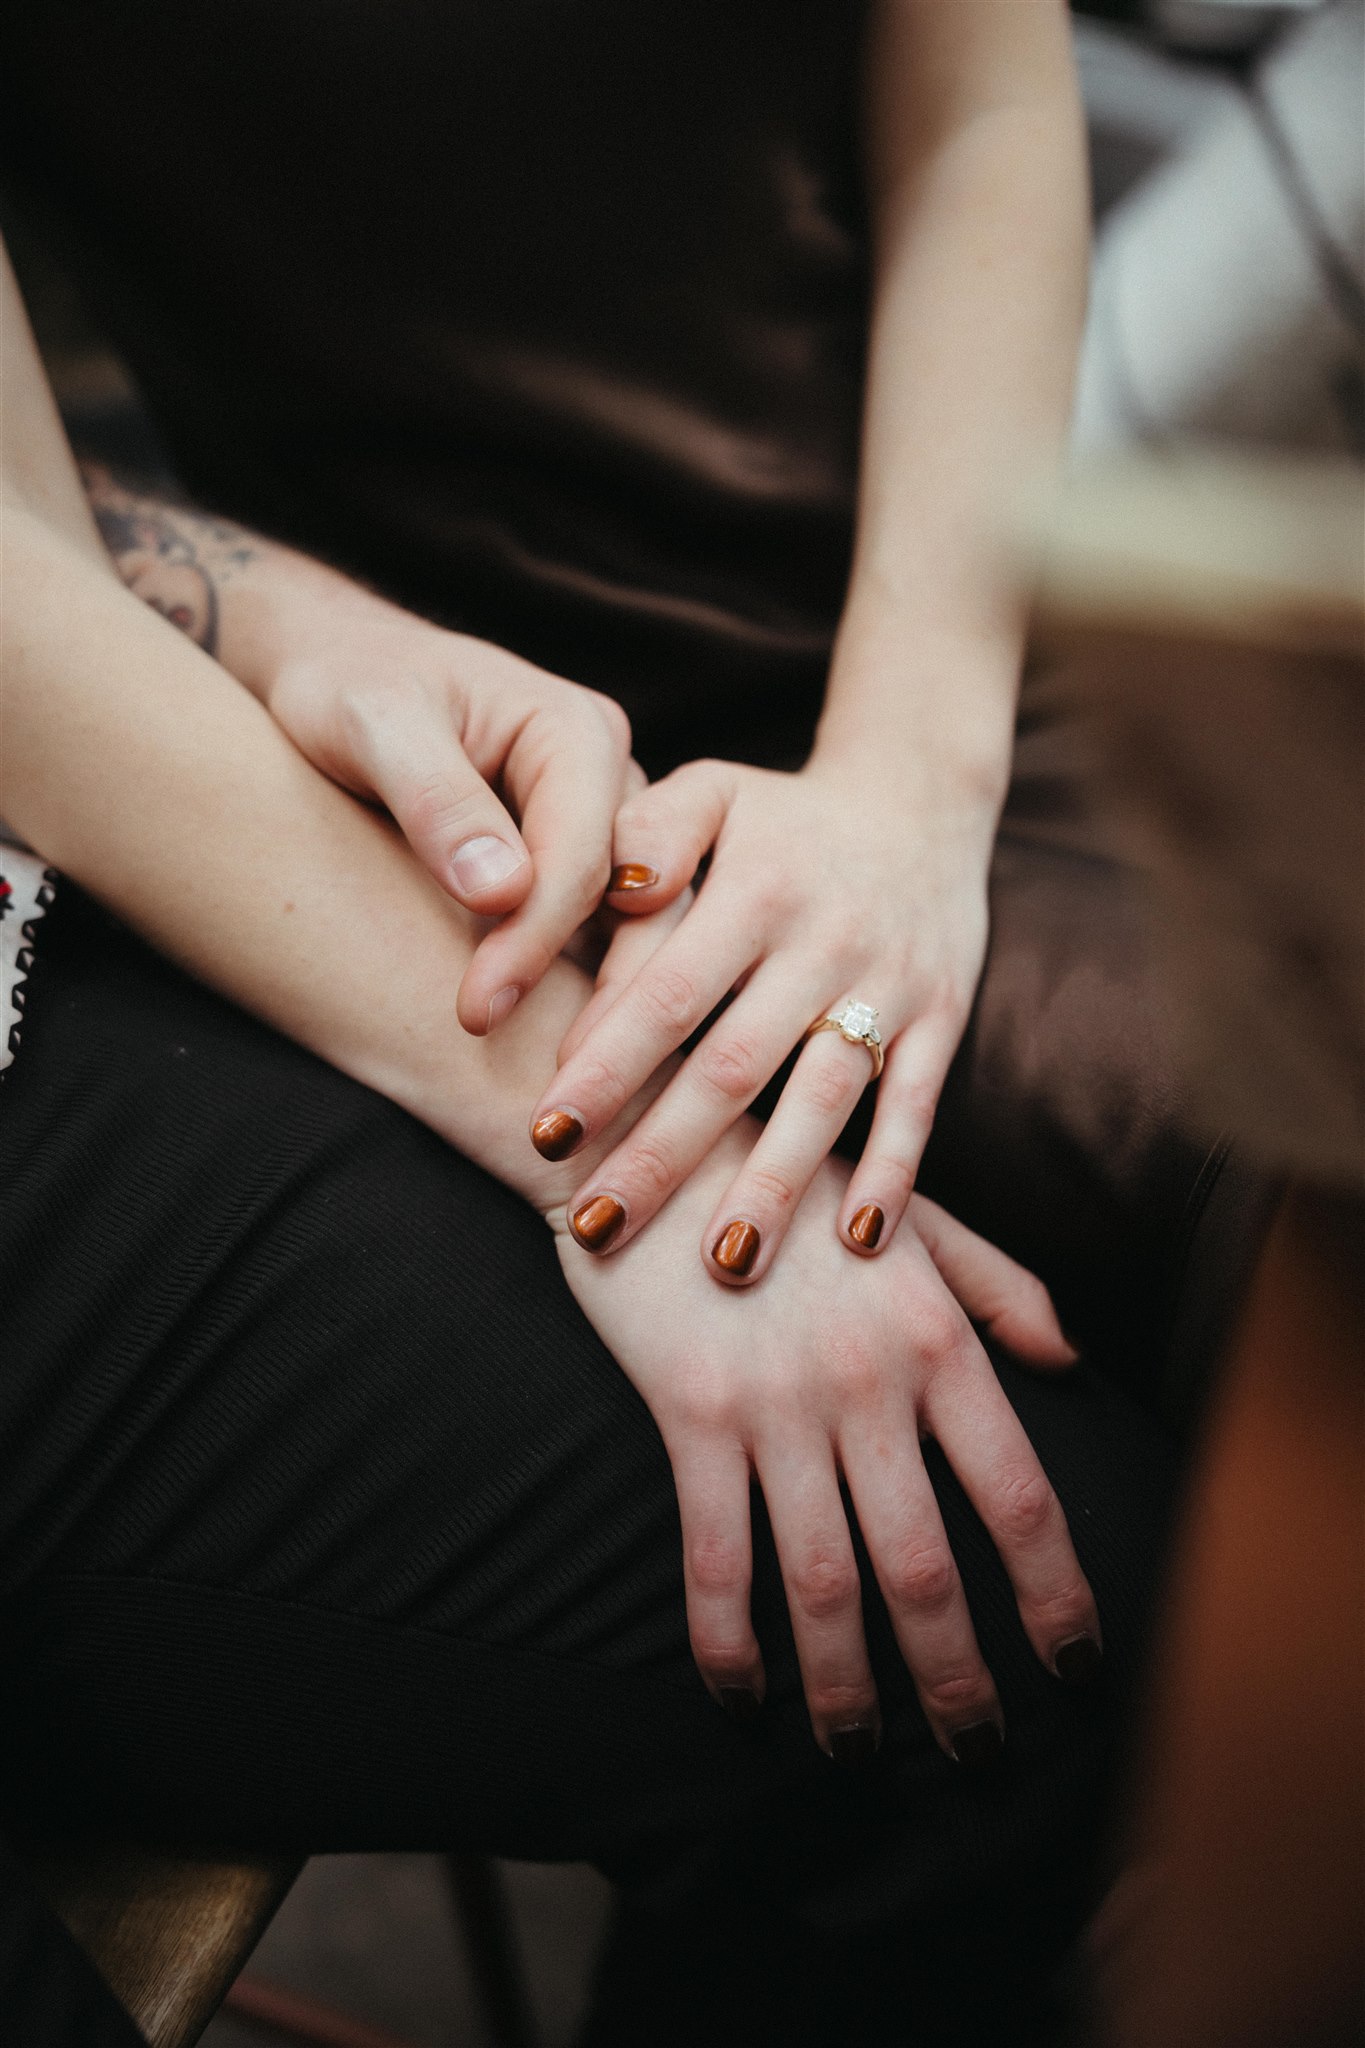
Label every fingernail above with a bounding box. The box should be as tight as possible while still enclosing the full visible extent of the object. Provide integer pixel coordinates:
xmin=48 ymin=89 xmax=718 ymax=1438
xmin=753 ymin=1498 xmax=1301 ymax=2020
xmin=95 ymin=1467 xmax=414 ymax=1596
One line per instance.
xmin=848 ymin=1204 xmax=884 ymax=1250
xmin=719 ymin=1685 xmax=762 ymax=1723
xmin=571 ymin=1194 xmax=626 ymax=1253
xmin=711 ymin=1220 xmax=760 ymax=1277
xmin=531 ymin=1108 xmax=584 ymax=1161
xmin=1060 ymin=1329 xmax=1082 ymax=1364
xmin=1054 ymin=1635 xmax=1103 ymax=1685
xmin=829 ymin=1724 xmax=879 ymax=1770
xmin=486 ymin=986 xmax=520 ymax=1029
xmin=609 ymin=863 xmax=661 ymax=893
xmin=950 ymin=1721 xmax=1004 ymax=1769
xmin=451 ymin=834 xmax=526 ymax=896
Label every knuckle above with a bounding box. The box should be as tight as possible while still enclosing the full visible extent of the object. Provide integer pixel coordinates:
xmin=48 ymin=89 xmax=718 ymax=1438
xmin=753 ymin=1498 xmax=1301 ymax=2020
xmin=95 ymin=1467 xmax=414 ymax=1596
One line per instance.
xmin=636 ymin=966 xmax=701 ymax=1034
xmin=584 ymin=690 xmax=632 ymax=752
xmin=406 ymin=777 xmax=492 ymax=846
xmin=804 ymin=1055 xmax=859 ymax=1119
xmin=921 ymin=1669 xmax=992 ymax=1717
xmin=744 ymin=1163 xmax=797 ymax=1216
xmin=690 ymin=1625 xmax=753 ymax=1675
xmin=825 ymin=1341 xmax=883 ymax=1410
xmin=790 ymin=1549 xmax=859 ymax=1620
xmin=993 ymin=1467 xmax=1060 ymax=1545
xmin=688 ymin=1532 xmax=749 ymax=1599
xmin=883 ymin=1543 xmax=959 ymax=1616
xmin=625 ymin=1132 xmax=682 ymax=1202
xmin=914 ymin=1304 xmax=970 ymax=1374
xmin=695 ymin=1034 xmax=765 ymax=1106
xmin=806 ymin=1677 xmax=876 ymax=1722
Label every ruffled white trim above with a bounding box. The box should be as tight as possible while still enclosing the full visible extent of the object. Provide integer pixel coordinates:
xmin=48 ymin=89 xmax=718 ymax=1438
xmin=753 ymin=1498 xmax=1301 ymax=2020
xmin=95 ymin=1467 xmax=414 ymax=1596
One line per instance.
xmin=1 ymin=847 xmax=58 ymax=1073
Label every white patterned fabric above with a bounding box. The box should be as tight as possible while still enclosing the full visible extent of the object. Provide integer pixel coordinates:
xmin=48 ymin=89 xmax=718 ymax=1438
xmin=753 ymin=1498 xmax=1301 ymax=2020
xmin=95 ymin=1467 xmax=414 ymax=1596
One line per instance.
xmin=0 ymin=844 xmax=57 ymax=1073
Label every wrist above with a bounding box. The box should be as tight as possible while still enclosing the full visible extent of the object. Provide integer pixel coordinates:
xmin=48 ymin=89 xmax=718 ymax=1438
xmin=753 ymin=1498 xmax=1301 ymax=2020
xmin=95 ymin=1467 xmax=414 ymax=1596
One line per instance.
xmin=812 ymin=587 xmax=1020 ymax=816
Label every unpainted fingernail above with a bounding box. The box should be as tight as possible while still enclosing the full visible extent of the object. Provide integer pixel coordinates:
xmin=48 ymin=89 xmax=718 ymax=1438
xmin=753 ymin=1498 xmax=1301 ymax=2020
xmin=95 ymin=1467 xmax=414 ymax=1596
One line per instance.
xmin=711 ymin=1220 xmax=760 ymax=1278
xmin=451 ymin=834 xmax=527 ymax=896
xmin=609 ymin=863 xmax=661 ymax=893
xmin=1054 ymin=1635 xmax=1103 ymax=1685
xmin=950 ymin=1720 xmax=1004 ymax=1769
xmin=719 ymin=1685 xmax=762 ymax=1723
xmin=486 ymin=986 xmax=520 ymax=1029
xmin=571 ymin=1194 xmax=626 ymax=1253
xmin=531 ymin=1108 xmax=584 ymax=1161
xmin=829 ymin=1724 xmax=879 ymax=1770
xmin=848 ymin=1204 xmax=884 ymax=1250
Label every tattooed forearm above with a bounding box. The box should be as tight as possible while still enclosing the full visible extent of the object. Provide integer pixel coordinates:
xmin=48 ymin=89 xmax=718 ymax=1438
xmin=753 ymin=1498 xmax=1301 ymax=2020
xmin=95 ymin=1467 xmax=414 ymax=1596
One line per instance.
xmin=81 ymin=462 xmax=261 ymax=659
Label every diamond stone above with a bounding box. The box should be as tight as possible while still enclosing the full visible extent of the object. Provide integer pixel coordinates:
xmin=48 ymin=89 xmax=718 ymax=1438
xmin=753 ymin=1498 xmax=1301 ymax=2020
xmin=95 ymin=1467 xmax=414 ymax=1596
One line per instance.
xmin=837 ymin=1000 xmax=879 ymax=1041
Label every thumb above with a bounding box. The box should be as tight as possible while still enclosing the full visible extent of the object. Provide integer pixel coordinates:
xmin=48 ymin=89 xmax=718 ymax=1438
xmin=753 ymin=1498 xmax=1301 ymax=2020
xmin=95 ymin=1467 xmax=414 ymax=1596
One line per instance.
xmin=367 ymin=719 xmax=533 ymax=916
xmin=605 ymin=757 xmax=735 ymax=913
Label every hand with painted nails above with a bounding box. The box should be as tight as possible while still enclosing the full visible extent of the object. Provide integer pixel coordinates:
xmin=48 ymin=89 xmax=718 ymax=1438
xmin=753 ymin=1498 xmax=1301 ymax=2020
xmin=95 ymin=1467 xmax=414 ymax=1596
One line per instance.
xmin=530 ymin=748 xmax=998 ymax=1281
xmin=551 ymin=1119 xmax=1099 ymax=1761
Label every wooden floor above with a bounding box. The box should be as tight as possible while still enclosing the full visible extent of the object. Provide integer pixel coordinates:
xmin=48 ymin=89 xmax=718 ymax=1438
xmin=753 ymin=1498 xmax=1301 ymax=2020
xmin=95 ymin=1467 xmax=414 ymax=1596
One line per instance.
xmin=200 ymin=1855 xmax=613 ymax=2048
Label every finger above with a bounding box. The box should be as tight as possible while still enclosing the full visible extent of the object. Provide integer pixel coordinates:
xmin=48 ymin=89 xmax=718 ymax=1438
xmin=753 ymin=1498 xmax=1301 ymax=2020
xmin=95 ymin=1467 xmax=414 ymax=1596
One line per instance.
xmin=604 ymin=757 xmax=735 ymax=914
xmin=529 ymin=892 xmax=758 ymax=1165
xmin=910 ymin=1196 xmax=1078 ymax=1369
xmin=701 ymin=1022 xmax=879 ymax=1286
xmin=756 ymin=1432 xmax=880 ymax=1762
xmin=921 ymin=1340 xmax=1102 ymax=1684
xmin=349 ymin=687 xmax=533 ymax=918
xmin=840 ymin=1422 xmax=1003 ymax=1765
xmin=667 ymin=1428 xmax=766 ymax=1719
xmin=839 ymin=1014 xmax=960 ymax=1259
xmin=564 ymin=964 xmax=814 ymax=1255
xmin=457 ymin=698 xmax=632 ymax=1033
xmin=556 ymin=889 xmax=693 ymax=1068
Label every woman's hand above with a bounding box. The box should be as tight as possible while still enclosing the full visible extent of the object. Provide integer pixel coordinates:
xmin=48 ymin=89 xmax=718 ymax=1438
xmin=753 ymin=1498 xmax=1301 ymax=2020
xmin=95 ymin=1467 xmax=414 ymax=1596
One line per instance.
xmin=80 ymin=466 xmax=635 ymax=1036
xmin=530 ymin=749 xmax=998 ymax=1280
xmin=550 ymin=1123 xmax=1096 ymax=1761
xmin=263 ymin=603 xmax=635 ymax=1033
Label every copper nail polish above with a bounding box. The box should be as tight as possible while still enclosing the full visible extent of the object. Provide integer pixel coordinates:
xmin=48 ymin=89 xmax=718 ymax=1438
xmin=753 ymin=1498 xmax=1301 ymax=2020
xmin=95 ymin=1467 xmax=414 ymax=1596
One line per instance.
xmin=530 ymin=1108 xmax=584 ymax=1161
xmin=609 ymin=863 xmax=661 ymax=892
xmin=571 ymin=1194 xmax=626 ymax=1253
xmin=712 ymin=1220 xmax=760 ymax=1277
xmin=848 ymin=1204 xmax=884 ymax=1250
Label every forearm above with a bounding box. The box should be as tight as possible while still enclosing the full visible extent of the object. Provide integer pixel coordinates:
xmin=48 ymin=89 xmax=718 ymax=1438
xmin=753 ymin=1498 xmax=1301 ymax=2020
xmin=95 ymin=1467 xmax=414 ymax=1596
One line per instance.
xmin=2 ymin=505 xmax=604 ymax=1210
xmin=77 ymin=460 xmax=390 ymax=698
xmin=816 ymin=0 xmax=1088 ymax=799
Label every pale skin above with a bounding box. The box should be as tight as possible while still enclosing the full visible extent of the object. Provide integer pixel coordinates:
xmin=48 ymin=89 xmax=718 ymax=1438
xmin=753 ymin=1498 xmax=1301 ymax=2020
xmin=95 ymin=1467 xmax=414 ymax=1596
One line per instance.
xmin=2 ymin=1 xmax=1103 ymax=1759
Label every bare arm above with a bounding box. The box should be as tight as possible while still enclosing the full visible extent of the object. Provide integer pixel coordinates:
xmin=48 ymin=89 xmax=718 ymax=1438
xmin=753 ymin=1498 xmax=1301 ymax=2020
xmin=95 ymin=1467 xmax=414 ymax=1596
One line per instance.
xmin=0 ymin=240 xmax=610 ymax=1210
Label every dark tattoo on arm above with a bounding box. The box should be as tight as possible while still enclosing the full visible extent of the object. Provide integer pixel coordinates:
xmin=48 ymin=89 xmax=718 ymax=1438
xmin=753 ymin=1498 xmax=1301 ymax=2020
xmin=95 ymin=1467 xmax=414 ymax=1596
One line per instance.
xmin=80 ymin=462 xmax=261 ymax=660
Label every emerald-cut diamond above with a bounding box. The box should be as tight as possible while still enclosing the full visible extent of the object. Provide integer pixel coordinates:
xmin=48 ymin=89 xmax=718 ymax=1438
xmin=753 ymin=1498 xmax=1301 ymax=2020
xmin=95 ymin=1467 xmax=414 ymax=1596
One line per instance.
xmin=835 ymin=1000 xmax=880 ymax=1044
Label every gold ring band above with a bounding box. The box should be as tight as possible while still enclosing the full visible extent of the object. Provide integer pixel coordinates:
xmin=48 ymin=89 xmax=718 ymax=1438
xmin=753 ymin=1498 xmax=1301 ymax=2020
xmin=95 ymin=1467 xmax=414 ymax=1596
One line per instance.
xmin=804 ymin=1000 xmax=884 ymax=1081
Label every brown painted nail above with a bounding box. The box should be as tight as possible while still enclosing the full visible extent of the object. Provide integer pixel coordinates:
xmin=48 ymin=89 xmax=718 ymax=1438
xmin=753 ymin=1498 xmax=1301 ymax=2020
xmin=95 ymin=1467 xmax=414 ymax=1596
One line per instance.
xmin=848 ymin=1204 xmax=884 ymax=1250
xmin=1054 ymin=1635 xmax=1103 ymax=1685
xmin=951 ymin=1721 xmax=1004 ymax=1769
xmin=609 ymin=863 xmax=661 ymax=892
xmin=830 ymin=1724 xmax=879 ymax=1770
xmin=711 ymin=1220 xmax=760 ymax=1278
xmin=530 ymin=1108 xmax=584 ymax=1161
xmin=719 ymin=1685 xmax=762 ymax=1723
xmin=571 ymin=1194 xmax=626 ymax=1254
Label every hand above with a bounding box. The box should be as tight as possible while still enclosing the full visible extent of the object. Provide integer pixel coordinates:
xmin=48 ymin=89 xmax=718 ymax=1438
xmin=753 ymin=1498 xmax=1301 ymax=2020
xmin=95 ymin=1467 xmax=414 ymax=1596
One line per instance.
xmin=253 ymin=583 xmax=635 ymax=1034
xmin=550 ymin=1125 xmax=1096 ymax=1759
xmin=530 ymin=752 xmax=996 ymax=1278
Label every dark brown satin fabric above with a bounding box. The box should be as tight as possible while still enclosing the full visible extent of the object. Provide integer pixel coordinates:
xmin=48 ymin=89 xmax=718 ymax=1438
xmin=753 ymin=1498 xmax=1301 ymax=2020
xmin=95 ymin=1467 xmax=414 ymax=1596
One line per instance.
xmin=2 ymin=0 xmax=869 ymax=773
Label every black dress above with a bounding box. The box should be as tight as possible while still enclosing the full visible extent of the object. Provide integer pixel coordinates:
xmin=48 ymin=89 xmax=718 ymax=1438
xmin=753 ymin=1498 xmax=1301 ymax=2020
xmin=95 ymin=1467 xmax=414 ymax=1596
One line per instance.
xmin=0 ymin=7 xmax=1268 ymax=2042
